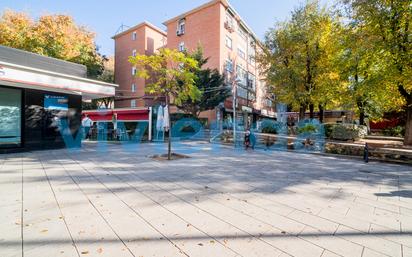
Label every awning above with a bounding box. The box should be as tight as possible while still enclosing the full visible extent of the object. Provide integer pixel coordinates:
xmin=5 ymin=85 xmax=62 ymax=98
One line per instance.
xmin=0 ymin=61 xmax=117 ymax=100
xmin=83 ymin=109 xmax=149 ymax=122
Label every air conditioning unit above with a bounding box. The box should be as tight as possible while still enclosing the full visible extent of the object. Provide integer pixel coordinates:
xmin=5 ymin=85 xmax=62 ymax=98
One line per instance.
xmin=176 ymin=30 xmax=184 ymax=36
xmin=224 ymin=21 xmax=234 ymax=32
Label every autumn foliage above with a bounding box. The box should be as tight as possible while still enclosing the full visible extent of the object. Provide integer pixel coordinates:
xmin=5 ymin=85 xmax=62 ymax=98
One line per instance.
xmin=0 ymin=10 xmax=104 ymax=78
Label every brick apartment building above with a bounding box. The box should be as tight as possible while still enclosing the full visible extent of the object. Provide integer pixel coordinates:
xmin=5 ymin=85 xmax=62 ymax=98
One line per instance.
xmin=113 ymin=0 xmax=275 ymax=127
xmin=113 ymin=22 xmax=167 ymax=108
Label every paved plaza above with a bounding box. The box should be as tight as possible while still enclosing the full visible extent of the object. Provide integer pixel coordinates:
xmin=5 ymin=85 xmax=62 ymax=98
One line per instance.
xmin=1 ymin=142 xmax=412 ymax=257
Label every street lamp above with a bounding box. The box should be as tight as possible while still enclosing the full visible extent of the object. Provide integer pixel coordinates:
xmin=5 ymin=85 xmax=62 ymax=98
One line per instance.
xmin=232 ymin=77 xmax=241 ymax=145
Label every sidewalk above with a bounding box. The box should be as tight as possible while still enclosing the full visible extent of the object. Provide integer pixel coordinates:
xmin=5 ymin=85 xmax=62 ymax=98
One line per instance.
xmin=1 ymin=142 xmax=411 ymax=257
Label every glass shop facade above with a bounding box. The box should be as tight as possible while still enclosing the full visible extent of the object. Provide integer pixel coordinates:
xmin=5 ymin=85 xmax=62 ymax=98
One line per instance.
xmin=0 ymin=46 xmax=117 ymax=153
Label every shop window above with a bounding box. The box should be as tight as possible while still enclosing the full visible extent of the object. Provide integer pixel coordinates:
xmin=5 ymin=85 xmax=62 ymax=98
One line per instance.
xmin=0 ymin=87 xmax=22 ymax=148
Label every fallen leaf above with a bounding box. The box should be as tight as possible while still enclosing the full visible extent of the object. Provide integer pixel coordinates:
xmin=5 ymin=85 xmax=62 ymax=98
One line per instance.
xmin=97 ymin=248 xmax=103 ymax=254
xmin=210 ymin=240 xmax=215 ymax=244
xmin=81 ymin=250 xmax=89 ymax=254
xmin=281 ymin=231 xmax=286 ymax=234
xmin=198 ymin=243 xmax=203 ymax=246
xmin=40 ymin=229 xmax=48 ymax=233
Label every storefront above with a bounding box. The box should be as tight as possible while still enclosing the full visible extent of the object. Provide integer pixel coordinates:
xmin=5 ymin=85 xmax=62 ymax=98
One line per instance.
xmin=0 ymin=46 xmax=117 ymax=153
xmin=82 ymin=108 xmax=151 ymax=141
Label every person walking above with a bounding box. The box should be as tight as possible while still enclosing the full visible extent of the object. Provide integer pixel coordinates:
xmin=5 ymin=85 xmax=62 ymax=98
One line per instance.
xmin=81 ymin=114 xmax=93 ymax=140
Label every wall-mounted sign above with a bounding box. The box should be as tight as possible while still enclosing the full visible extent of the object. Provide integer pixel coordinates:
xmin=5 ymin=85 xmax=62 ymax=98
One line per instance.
xmin=44 ymin=95 xmax=68 ymax=110
xmin=241 ymin=106 xmax=252 ymax=113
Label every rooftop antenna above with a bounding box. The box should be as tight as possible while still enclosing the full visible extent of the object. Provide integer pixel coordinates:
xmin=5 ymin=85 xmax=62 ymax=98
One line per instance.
xmin=114 ymin=23 xmax=131 ymax=35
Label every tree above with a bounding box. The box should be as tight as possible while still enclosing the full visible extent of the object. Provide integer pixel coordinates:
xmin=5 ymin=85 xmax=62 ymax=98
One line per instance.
xmin=337 ymin=20 xmax=402 ymax=125
xmin=342 ymin=0 xmax=411 ymax=144
xmin=176 ymin=47 xmax=230 ymax=117
xmin=129 ymin=48 xmax=201 ymax=159
xmin=95 ymin=57 xmax=115 ymax=109
xmin=0 ymin=10 xmax=105 ymax=78
xmin=259 ymin=1 xmax=343 ymax=120
xmin=82 ymin=57 xmax=115 ymax=110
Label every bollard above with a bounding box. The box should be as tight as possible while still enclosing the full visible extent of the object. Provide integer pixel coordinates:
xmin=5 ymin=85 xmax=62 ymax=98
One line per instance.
xmin=364 ymin=142 xmax=369 ymax=163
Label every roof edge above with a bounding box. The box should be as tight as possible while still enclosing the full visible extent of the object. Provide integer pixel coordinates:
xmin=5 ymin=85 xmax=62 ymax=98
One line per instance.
xmin=0 ymin=61 xmax=118 ymax=88
xmin=162 ymin=0 xmax=225 ymax=26
xmin=112 ymin=21 xmax=167 ymax=39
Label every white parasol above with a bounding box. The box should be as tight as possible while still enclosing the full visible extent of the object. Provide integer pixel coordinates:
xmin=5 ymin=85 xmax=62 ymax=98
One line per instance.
xmin=156 ymin=105 xmax=164 ymax=131
xmin=163 ymin=105 xmax=170 ymax=132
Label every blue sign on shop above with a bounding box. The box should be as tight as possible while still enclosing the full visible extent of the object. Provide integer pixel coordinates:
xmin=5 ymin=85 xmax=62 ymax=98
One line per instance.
xmin=44 ymin=95 xmax=68 ymax=110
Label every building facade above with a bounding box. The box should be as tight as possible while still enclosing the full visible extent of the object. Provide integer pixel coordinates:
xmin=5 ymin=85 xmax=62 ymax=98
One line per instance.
xmin=113 ymin=22 xmax=167 ymax=108
xmin=0 ymin=45 xmax=117 ymax=153
xmin=113 ymin=0 xmax=275 ymax=127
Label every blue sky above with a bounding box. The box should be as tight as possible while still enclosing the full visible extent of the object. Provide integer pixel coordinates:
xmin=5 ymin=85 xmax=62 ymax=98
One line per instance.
xmin=1 ymin=0 xmax=330 ymax=56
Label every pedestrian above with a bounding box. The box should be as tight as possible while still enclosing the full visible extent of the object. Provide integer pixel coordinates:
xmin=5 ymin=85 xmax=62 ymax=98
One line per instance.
xmin=82 ymin=114 xmax=93 ymax=140
xmin=244 ymin=128 xmax=251 ymax=149
xmin=244 ymin=127 xmax=256 ymax=150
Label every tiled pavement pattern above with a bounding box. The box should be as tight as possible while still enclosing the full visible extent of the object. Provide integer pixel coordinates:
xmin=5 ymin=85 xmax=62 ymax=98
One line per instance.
xmin=1 ymin=141 xmax=412 ymax=257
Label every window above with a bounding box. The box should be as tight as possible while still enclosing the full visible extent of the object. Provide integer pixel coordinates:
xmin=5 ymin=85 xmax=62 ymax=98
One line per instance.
xmin=238 ymin=26 xmax=248 ymax=41
xmin=131 ymin=84 xmax=136 ymax=92
xmin=131 ymin=100 xmax=136 ymax=108
xmin=237 ymin=47 xmax=246 ymax=60
xmin=178 ymin=42 xmax=185 ymax=52
xmin=236 ymin=65 xmax=247 ymax=86
xmin=226 ymin=59 xmax=233 ymax=72
xmin=236 ymin=87 xmax=248 ymax=99
xmin=247 ymin=73 xmax=256 ymax=91
xmin=132 ymin=31 xmax=137 ymax=41
xmin=132 ymin=67 xmax=137 ymax=76
xmin=225 ymin=12 xmax=234 ymax=31
xmin=132 ymin=49 xmax=136 ymax=57
xmin=177 ymin=18 xmax=185 ymax=35
xmin=249 ymin=46 xmax=256 ymax=65
xmin=0 ymin=87 xmax=22 ymax=148
xmin=225 ymin=36 xmax=232 ymax=49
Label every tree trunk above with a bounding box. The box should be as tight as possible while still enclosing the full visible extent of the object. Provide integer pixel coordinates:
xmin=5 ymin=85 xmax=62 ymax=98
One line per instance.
xmin=318 ymin=104 xmax=324 ymax=123
xmin=166 ymin=95 xmax=172 ymax=160
xmin=299 ymin=104 xmax=306 ymax=121
xmin=359 ymin=110 xmax=365 ymax=126
xmin=404 ymin=103 xmax=412 ymax=146
xmin=309 ymin=103 xmax=314 ymax=119
xmin=357 ymin=100 xmax=365 ymax=125
xmin=398 ymin=85 xmax=412 ymax=146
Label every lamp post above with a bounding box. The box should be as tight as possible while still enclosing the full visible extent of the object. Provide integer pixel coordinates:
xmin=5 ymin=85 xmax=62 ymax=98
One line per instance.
xmin=232 ymin=78 xmax=241 ymax=145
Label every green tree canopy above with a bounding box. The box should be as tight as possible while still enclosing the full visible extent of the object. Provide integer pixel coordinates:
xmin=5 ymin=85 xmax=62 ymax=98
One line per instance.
xmin=342 ymin=0 xmax=412 ymax=144
xmin=129 ymin=48 xmax=201 ymax=159
xmin=259 ymin=1 xmax=344 ymax=119
xmin=176 ymin=46 xmax=230 ymax=117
